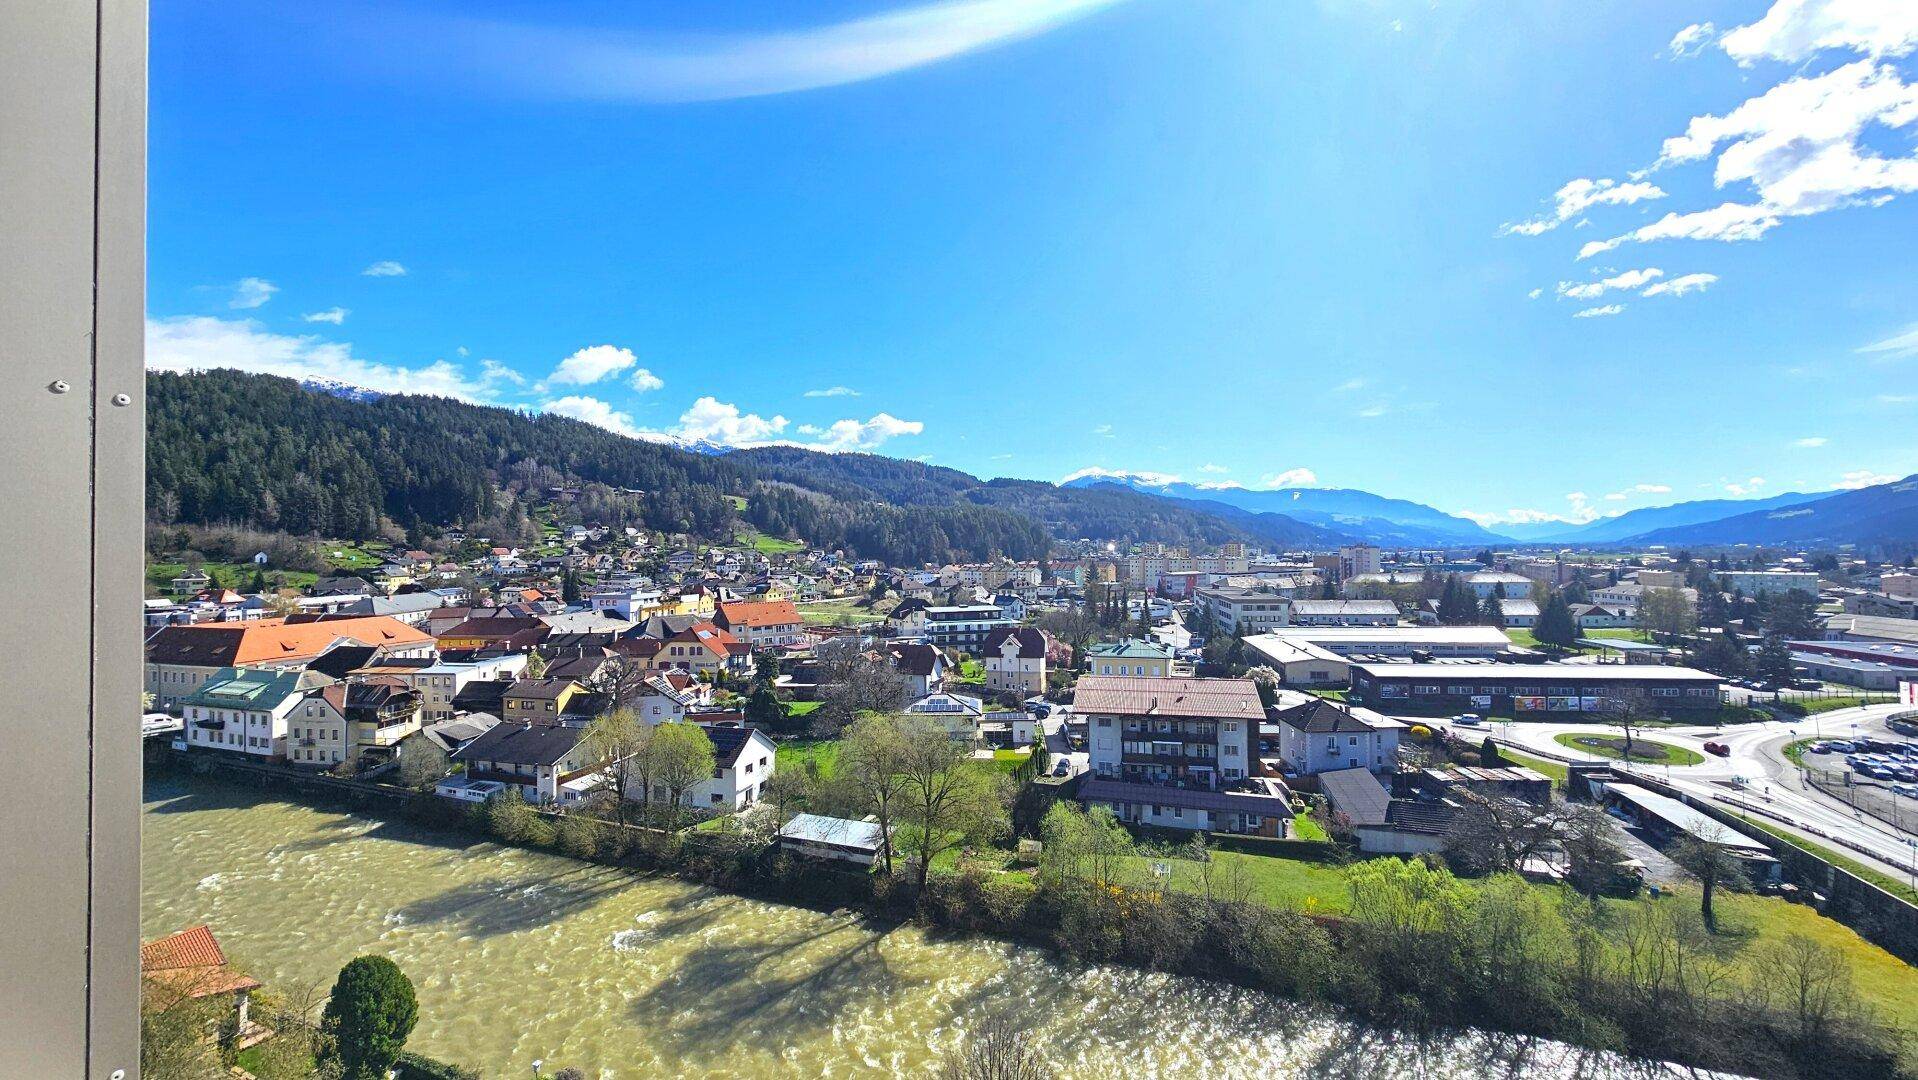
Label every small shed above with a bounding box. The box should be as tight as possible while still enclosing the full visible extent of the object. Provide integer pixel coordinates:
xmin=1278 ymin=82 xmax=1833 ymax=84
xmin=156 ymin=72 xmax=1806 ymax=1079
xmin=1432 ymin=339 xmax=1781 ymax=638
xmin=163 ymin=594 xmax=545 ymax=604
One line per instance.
xmin=777 ymin=813 xmax=888 ymax=866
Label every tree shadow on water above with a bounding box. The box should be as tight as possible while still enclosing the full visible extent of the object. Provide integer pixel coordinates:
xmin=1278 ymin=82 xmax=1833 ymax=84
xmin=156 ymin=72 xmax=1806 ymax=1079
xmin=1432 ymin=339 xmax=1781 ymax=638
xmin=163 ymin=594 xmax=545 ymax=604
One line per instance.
xmin=625 ymin=920 xmax=916 ymax=1060
xmin=390 ymin=863 xmax=635 ymax=938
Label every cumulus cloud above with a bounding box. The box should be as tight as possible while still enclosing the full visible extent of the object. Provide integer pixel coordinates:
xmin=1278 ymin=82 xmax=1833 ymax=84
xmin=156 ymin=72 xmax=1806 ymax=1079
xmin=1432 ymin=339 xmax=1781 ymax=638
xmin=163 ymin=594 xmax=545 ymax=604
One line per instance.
xmin=1557 ymin=267 xmax=1663 ymax=299
xmin=1667 ymin=22 xmax=1718 ymax=58
xmin=146 ymin=315 xmax=507 ymax=402
xmin=229 ymin=277 xmax=278 ymax=309
xmin=1725 ymin=475 xmax=1768 ymax=496
xmin=1262 ymin=468 xmax=1319 ymax=488
xmin=480 ymin=358 xmax=526 ymax=386
xmin=1794 ymin=436 xmax=1829 ymax=447
xmin=1837 ymin=468 xmax=1897 ymax=488
xmin=1720 ymin=0 xmax=1918 ymax=65
xmin=803 ymin=386 xmax=860 ymax=397
xmin=544 ymin=395 xmax=645 ymax=438
xmin=1573 ymin=304 xmax=1625 ymax=318
xmin=1640 ymin=272 xmax=1719 ymax=297
xmin=1859 ymin=321 xmax=1918 ymax=358
xmin=628 ymin=367 xmax=665 ymax=393
xmin=805 ymin=413 xmax=926 ymax=451
xmin=302 ymin=307 xmax=348 ymax=324
xmin=1500 ymin=177 xmax=1667 ymax=236
xmin=673 ymin=396 xmax=790 ymax=445
xmin=362 ymin=260 xmax=407 ymax=277
xmin=549 ymin=344 xmax=639 ymax=386
xmin=1604 ymin=482 xmax=1674 ymax=501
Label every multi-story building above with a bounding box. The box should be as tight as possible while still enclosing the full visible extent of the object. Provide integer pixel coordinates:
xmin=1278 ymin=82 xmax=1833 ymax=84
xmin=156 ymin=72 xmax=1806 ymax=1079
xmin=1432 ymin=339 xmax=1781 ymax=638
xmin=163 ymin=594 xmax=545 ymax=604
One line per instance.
xmin=1085 ymin=639 xmax=1178 ymax=677
xmin=450 ymin=721 xmax=603 ymax=805
xmin=1286 ymin=600 xmax=1400 ymax=627
xmin=179 ymin=666 xmax=314 ymax=759
xmin=347 ymin=653 xmax=526 ymax=722
xmin=1338 ymin=544 xmax=1382 ymax=582
xmin=1883 ymin=572 xmax=1918 ymax=600
xmin=1194 ymin=586 xmax=1293 ymax=635
xmin=1843 ymin=591 xmax=1918 ymax=620
xmin=1079 ymin=675 xmax=1263 ymax=788
xmin=1716 ymin=570 xmax=1820 ymax=598
xmin=714 ymin=600 xmax=803 ymax=649
xmin=896 ymin=604 xmax=1011 ymax=652
xmin=145 ymin=616 xmax=434 ymax=711
xmin=1348 ymin=662 xmax=1724 ymax=713
xmin=1243 ymin=626 xmax=1513 ymax=687
xmin=1464 ymin=572 xmax=1533 ymax=600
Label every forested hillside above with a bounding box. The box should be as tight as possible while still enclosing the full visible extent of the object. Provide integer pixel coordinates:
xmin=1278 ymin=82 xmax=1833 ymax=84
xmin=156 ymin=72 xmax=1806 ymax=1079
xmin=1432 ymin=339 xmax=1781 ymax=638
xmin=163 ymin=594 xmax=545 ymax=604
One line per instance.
xmin=148 ymin=371 xmax=1330 ymax=563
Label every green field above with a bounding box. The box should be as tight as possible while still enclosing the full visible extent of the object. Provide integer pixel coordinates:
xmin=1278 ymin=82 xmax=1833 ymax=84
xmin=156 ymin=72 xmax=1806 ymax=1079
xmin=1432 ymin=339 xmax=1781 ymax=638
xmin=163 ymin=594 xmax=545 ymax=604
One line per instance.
xmin=319 ymin=540 xmax=389 ymax=570
xmin=797 ymin=599 xmax=879 ymax=626
xmin=1291 ymin=812 xmax=1328 ymax=841
xmin=146 ymin=561 xmax=318 ymax=593
xmin=1553 ymin=732 xmax=1705 ymax=766
xmin=1129 ymin=850 xmax=1352 ymax=913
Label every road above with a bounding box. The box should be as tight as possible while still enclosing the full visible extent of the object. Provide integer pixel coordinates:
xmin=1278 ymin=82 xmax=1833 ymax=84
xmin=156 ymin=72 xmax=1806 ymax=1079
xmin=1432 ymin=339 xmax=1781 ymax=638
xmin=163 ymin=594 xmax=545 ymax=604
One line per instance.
xmin=1419 ymin=704 xmax=1918 ymax=887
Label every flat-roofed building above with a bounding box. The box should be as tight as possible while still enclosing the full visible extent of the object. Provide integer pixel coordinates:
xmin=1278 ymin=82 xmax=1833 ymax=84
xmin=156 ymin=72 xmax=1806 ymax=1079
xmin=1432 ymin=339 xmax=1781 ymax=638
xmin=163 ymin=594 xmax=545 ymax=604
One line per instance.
xmin=1287 ymin=599 xmax=1400 ymax=627
xmin=1242 ymin=626 xmax=1513 ymax=688
xmin=1195 ymin=586 xmax=1293 ymax=634
xmin=1348 ymin=661 xmax=1724 ymax=714
xmin=1716 ymin=569 xmax=1819 ymax=598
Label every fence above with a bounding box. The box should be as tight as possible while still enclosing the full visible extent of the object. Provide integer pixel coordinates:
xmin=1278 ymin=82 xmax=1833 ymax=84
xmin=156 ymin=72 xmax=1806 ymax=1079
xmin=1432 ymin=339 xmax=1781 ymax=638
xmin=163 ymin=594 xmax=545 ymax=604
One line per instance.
xmin=1801 ymin=763 xmax=1918 ymax=837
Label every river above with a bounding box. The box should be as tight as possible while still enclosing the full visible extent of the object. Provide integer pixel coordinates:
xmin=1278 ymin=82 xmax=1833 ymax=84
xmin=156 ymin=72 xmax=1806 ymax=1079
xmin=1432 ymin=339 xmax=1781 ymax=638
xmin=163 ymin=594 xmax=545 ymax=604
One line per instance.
xmin=143 ymin=774 xmax=1669 ymax=1079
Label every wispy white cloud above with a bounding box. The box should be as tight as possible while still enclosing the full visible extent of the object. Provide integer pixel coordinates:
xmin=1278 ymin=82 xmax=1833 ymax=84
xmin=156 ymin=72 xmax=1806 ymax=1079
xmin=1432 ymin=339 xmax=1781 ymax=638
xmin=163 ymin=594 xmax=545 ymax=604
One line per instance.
xmin=1793 ymin=435 xmax=1829 ymax=448
xmin=1500 ymin=177 xmax=1666 ymax=236
xmin=419 ymin=0 xmax=1126 ymax=103
xmin=302 ymin=306 xmax=349 ymax=324
xmin=1725 ymin=475 xmax=1768 ymax=496
xmin=145 ymin=315 xmax=507 ymax=402
xmin=1573 ymin=304 xmax=1625 ymax=318
xmin=361 ymin=260 xmax=407 ymax=277
xmin=1334 ymin=378 xmax=1369 ymax=392
xmin=229 ymin=277 xmax=278 ymax=309
xmin=1091 ymin=423 xmax=1115 ymax=437
xmin=1667 ymin=22 xmax=1718 ymax=59
xmin=1557 ymin=267 xmax=1662 ymax=299
xmin=803 ymin=386 xmax=860 ymax=397
xmin=1859 ymin=321 xmax=1918 ymax=358
xmin=1198 ymin=463 xmax=1229 ymax=473
xmin=1721 ymin=1 xmax=1918 ymax=65
xmin=1640 ymin=272 xmax=1719 ymax=297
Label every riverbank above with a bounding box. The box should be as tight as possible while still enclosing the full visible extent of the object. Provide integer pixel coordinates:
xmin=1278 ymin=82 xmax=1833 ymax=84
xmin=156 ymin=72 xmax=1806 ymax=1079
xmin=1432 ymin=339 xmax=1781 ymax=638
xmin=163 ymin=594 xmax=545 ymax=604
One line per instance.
xmin=148 ymin=759 xmax=1912 ymax=1077
xmin=144 ymin=771 xmax=1668 ymax=1079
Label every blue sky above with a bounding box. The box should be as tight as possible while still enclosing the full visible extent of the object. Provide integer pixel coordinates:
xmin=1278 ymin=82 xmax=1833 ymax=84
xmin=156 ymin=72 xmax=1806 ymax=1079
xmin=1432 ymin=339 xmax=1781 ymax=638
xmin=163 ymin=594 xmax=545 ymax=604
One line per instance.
xmin=148 ymin=0 xmax=1918 ymax=527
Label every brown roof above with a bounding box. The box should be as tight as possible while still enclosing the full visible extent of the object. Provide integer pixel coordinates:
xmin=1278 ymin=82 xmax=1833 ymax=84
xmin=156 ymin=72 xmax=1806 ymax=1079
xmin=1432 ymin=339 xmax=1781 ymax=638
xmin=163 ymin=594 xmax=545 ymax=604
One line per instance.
xmin=717 ymin=600 xmax=800 ymax=628
xmin=145 ymin=617 xmax=431 ymax=668
xmin=439 ymin=616 xmax=548 ymax=641
xmin=1071 ymin=675 xmax=1263 ymax=719
xmin=983 ymin=626 xmax=1049 ymax=659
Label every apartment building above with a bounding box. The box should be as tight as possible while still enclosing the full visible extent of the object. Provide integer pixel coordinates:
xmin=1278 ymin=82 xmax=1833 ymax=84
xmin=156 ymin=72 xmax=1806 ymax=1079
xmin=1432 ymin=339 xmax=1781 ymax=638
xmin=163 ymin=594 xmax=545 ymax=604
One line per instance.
xmin=1086 ymin=639 xmax=1178 ymax=677
xmin=714 ymin=599 xmax=803 ymax=649
xmin=289 ymin=678 xmax=423 ymax=768
xmin=1270 ymin=698 xmax=1405 ymax=776
xmin=1716 ymin=570 xmax=1820 ymax=598
xmin=1195 ymin=586 xmax=1293 ymax=635
xmin=179 ymin=667 xmax=314 ymax=759
xmin=145 ymin=616 xmax=433 ymax=710
xmin=981 ymin=626 xmax=1050 ymax=697
xmin=1079 ymin=675 xmax=1263 ymax=788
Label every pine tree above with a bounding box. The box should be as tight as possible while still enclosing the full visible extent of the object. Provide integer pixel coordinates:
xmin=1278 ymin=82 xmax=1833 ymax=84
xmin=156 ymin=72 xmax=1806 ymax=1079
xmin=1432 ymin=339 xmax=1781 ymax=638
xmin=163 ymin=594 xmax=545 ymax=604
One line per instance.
xmin=1479 ymin=592 xmax=1505 ymax=629
xmin=1754 ymin=634 xmax=1797 ymax=687
xmin=1534 ymin=592 xmax=1580 ymax=651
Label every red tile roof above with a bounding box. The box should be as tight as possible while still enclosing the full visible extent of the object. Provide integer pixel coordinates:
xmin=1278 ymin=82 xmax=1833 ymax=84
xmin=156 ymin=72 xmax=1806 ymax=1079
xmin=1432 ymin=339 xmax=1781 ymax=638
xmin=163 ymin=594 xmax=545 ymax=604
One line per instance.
xmin=717 ymin=600 xmax=800 ymax=628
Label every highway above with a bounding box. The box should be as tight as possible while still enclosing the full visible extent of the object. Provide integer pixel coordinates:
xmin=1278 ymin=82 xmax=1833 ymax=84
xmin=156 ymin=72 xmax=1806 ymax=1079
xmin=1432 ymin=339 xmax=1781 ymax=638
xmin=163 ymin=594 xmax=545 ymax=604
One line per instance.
xmin=1419 ymin=704 xmax=1918 ymax=887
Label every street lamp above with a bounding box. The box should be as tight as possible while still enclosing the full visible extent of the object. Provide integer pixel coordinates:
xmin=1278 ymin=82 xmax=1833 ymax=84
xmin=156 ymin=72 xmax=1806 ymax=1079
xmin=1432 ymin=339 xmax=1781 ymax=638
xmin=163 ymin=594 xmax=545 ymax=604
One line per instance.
xmin=532 ymin=1061 xmax=543 ymax=1078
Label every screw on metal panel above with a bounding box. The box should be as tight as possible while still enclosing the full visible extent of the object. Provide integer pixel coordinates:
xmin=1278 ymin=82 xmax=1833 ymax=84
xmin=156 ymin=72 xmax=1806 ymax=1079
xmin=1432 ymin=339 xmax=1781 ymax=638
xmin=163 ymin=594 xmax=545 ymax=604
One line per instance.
xmin=111 ymin=1071 xmax=126 ymax=1080
xmin=49 ymin=379 xmax=70 ymax=394
xmin=112 ymin=393 xmax=132 ymax=407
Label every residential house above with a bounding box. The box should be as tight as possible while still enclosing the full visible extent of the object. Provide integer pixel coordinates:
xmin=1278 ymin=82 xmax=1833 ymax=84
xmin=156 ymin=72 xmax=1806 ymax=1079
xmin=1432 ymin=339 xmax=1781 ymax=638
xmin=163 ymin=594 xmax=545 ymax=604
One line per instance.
xmin=419 ymin=712 xmax=501 ymax=755
xmin=436 ymin=615 xmax=550 ymax=653
xmin=451 ymin=720 xmax=604 ymax=805
xmin=1269 ymin=698 xmax=1405 ymax=776
xmin=885 ymin=641 xmax=948 ymax=698
xmin=338 ymin=591 xmax=451 ymax=627
xmin=981 ymin=626 xmax=1050 ymax=697
xmin=634 ymin=725 xmax=777 ymax=812
xmin=180 ymin=667 xmax=313 ymax=759
xmin=141 ymin=925 xmax=262 ymax=1041
xmin=500 ymin=678 xmax=587 ymax=724
xmin=289 ymin=677 xmax=423 ymax=768
xmin=894 ymin=603 xmax=1011 ymax=652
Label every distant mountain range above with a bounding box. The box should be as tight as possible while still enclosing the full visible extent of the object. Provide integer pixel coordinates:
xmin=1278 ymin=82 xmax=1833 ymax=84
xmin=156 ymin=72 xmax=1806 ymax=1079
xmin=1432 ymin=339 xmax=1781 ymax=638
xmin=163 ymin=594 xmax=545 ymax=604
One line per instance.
xmin=1062 ymin=475 xmax=1503 ymax=547
xmin=213 ymin=371 xmax=1918 ymax=555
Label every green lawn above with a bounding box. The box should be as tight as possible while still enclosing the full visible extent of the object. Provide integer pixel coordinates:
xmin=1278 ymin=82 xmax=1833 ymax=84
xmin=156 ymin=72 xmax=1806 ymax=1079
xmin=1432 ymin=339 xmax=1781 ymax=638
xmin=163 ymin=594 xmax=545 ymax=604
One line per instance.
xmin=774 ymin=736 xmax=840 ymax=778
xmin=1291 ymin=812 xmax=1328 ymax=841
xmin=797 ymin=599 xmax=878 ymax=627
xmin=1710 ymin=891 xmax=1918 ymax=1034
xmin=1130 ymin=850 xmax=1353 ymax=914
xmin=783 ymin=700 xmax=822 ymax=720
xmin=1791 ymin=695 xmax=1897 ymax=715
xmin=1553 ymin=732 xmax=1705 ymax=766
xmin=319 ymin=540 xmax=388 ymax=571
xmin=1494 ymin=746 xmax=1569 ymax=786
xmin=738 ymin=527 xmax=804 ymax=555
xmin=960 ymin=659 xmax=984 ymax=680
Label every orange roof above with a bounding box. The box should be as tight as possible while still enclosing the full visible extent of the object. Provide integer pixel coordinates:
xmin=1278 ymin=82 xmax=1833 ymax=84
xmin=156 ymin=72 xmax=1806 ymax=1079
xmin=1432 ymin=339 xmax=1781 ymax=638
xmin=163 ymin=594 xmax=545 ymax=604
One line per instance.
xmin=143 ymin=924 xmax=228 ymax=970
xmin=146 ymin=616 xmax=433 ymax=668
xmin=519 ymin=588 xmax=545 ymax=602
xmin=718 ymin=600 xmax=800 ymax=628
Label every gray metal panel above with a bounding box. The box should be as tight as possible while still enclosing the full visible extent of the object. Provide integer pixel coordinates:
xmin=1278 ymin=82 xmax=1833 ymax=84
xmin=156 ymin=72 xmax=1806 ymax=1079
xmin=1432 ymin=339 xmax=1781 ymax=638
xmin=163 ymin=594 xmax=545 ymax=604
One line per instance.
xmin=0 ymin=0 xmax=146 ymax=1076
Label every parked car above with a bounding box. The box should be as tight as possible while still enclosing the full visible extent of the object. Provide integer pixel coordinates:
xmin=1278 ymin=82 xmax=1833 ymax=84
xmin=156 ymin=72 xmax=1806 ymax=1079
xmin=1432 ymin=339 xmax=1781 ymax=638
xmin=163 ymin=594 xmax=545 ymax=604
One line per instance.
xmin=1809 ymin=743 xmax=1832 ymax=754
xmin=1453 ymin=714 xmax=1484 ymax=727
xmin=1704 ymin=741 xmax=1730 ymax=757
xmin=1051 ymin=761 xmax=1070 ymax=777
